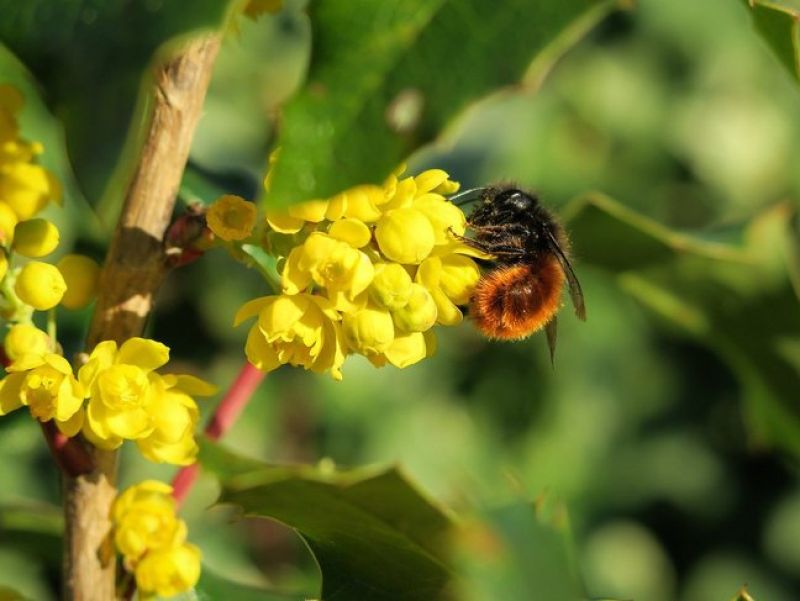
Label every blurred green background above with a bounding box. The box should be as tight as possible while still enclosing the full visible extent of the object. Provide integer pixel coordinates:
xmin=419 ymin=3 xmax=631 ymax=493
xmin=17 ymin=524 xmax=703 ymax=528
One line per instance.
xmin=2 ymin=0 xmax=800 ymax=599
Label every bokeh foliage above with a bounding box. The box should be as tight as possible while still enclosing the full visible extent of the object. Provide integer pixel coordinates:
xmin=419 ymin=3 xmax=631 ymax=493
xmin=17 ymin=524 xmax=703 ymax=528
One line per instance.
xmin=1 ymin=0 xmax=800 ymax=599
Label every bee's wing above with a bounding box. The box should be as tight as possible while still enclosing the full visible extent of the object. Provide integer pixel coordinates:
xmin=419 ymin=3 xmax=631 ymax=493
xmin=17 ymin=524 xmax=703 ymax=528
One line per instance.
xmin=546 ymin=230 xmax=586 ymax=321
xmin=545 ymin=316 xmax=557 ymax=366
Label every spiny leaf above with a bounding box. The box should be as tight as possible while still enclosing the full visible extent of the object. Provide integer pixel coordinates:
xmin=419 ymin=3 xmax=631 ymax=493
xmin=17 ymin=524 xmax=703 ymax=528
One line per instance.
xmin=266 ymin=0 xmax=622 ymax=206
xmin=200 ymin=439 xmax=454 ymax=601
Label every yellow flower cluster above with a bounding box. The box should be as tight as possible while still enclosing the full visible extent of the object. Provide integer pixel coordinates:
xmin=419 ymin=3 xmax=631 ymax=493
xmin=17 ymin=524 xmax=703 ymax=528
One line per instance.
xmin=0 ymin=85 xmax=100 ymax=360
xmin=0 ymin=85 xmax=62 ymax=294
xmin=217 ymin=167 xmax=482 ymax=380
xmin=0 ymin=337 xmax=216 ymax=466
xmin=112 ymin=481 xmax=201 ymax=599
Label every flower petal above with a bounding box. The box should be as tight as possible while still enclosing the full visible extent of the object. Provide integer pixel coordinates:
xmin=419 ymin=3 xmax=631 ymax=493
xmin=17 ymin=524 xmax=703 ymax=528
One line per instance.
xmin=117 ymin=338 xmax=170 ymax=371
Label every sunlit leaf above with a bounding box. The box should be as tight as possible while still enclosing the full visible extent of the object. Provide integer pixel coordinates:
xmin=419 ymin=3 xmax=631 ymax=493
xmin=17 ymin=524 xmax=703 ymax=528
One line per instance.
xmin=266 ymin=0 xmax=622 ymax=206
xmin=201 ymin=440 xmax=454 ymax=601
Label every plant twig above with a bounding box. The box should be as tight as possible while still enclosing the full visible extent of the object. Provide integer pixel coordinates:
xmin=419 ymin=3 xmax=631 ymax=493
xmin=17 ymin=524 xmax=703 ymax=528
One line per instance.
xmin=62 ymin=35 xmax=221 ymax=601
xmin=172 ymin=361 xmax=265 ymax=504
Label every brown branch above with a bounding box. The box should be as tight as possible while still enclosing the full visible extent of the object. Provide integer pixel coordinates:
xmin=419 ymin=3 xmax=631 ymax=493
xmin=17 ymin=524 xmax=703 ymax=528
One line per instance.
xmin=62 ymin=35 xmax=221 ymax=601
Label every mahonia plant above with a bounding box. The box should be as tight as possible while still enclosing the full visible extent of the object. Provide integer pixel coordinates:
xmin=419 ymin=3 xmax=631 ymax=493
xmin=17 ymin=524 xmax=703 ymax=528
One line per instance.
xmin=206 ymin=161 xmax=484 ymax=380
xmin=0 ymin=85 xmax=213 ymax=598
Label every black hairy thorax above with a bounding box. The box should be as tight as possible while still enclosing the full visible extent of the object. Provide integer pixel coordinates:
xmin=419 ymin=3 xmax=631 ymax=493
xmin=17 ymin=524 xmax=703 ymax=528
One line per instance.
xmin=466 ymin=187 xmax=561 ymax=267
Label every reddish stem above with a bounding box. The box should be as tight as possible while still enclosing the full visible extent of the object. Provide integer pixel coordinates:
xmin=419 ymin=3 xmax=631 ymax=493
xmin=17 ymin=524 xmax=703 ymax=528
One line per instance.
xmin=39 ymin=421 xmax=94 ymax=477
xmin=172 ymin=362 xmax=265 ymax=504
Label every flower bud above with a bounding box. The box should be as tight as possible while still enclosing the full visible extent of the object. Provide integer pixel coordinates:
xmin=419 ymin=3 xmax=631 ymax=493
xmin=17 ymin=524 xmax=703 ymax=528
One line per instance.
xmin=391 ymin=283 xmax=437 ymax=333
xmin=383 ymin=331 xmax=427 ymax=368
xmin=15 ymin=261 xmax=66 ymax=310
xmin=13 ymin=218 xmax=60 ymax=258
xmin=369 ymin=263 xmax=412 ymax=311
xmin=135 ymin=543 xmax=202 ymax=599
xmin=206 ymin=195 xmax=257 ymax=241
xmin=57 ymin=254 xmax=100 ymax=309
xmin=342 ymin=305 xmax=395 ymax=354
xmin=375 ymin=207 xmax=435 ymax=264
xmin=4 ymin=323 xmax=51 ymax=360
xmin=0 ymin=163 xmax=59 ymax=219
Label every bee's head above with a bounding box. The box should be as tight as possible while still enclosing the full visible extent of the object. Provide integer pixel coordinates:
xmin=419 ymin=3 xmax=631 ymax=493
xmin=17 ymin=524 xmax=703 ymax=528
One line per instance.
xmin=491 ymin=188 xmax=537 ymax=214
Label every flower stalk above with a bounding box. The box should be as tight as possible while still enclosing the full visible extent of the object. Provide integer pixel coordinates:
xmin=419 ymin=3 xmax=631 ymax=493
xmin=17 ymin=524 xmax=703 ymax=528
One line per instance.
xmin=172 ymin=361 xmax=265 ymax=504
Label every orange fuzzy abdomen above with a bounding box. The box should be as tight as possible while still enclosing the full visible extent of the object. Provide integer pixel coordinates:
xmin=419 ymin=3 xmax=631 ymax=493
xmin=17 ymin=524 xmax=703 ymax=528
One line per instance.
xmin=470 ymin=257 xmax=564 ymax=340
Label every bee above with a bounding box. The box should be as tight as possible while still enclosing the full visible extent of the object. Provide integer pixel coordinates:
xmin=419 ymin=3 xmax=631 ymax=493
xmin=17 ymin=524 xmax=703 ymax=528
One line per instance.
xmin=449 ymin=185 xmax=586 ymax=360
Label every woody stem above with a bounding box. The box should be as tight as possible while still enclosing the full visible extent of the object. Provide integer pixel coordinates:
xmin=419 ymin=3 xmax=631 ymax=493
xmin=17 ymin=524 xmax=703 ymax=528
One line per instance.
xmin=62 ymin=35 xmax=220 ymax=601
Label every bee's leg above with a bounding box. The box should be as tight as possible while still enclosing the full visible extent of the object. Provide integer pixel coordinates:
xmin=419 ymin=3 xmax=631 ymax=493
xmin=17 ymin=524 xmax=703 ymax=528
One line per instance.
xmin=448 ymin=229 xmax=527 ymax=259
xmin=480 ymin=246 xmax=527 ymax=258
xmin=448 ymin=229 xmax=491 ymax=252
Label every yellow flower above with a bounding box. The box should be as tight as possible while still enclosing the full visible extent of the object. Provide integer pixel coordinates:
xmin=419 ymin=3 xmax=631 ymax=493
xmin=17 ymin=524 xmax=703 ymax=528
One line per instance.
xmin=206 ymin=194 xmax=257 ymax=241
xmin=13 ymin=218 xmax=60 ymax=258
xmin=111 ymin=480 xmax=202 ymax=599
xmin=328 ymin=217 xmax=371 ymax=248
xmin=57 ymin=254 xmax=101 ymax=310
xmin=391 ymin=283 xmax=437 ymax=333
xmin=136 ymin=374 xmax=215 ymax=465
xmin=417 ymin=254 xmax=481 ymax=326
xmin=112 ymin=480 xmax=185 ymax=560
xmin=380 ymin=331 xmax=428 ymax=368
xmin=375 ymin=207 xmax=435 ymax=264
xmin=340 ymin=185 xmax=384 ymax=222
xmin=266 ymin=199 xmax=329 ymax=234
xmin=413 ymin=193 xmax=466 ymax=244
xmin=283 ymin=232 xmax=374 ymax=310
xmin=135 ymin=542 xmax=202 ymax=599
xmin=0 ymin=202 xmax=18 ymax=244
xmin=15 ymin=261 xmax=67 ymax=310
xmin=0 ymin=353 xmax=84 ymax=435
xmin=342 ymin=305 xmax=395 ymax=355
xmin=369 ymin=262 xmax=413 ymax=311
xmin=0 ymin=250 xmax=7 ymax=282
xmin=0 ymin=162 xmax=60 ymax=219
xmin=235 ymin=293 xmax=346 ymax=380
xmin=4 ymin=323 xmax=51 ymax=361
xmin=80 ymin=338 xmax=170 ymax=448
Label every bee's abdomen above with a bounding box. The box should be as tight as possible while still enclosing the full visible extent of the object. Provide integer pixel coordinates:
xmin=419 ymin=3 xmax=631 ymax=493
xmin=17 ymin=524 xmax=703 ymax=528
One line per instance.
xmin=470 ymin=257 xmax=564 ymax=340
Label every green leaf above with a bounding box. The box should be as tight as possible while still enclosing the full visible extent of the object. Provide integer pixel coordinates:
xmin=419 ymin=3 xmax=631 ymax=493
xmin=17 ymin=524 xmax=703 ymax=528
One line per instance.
xmin=200 ymin=440 xmax=454 ymax=601
xmin=740 ymin=0 xmax=800 ymax=82
xmin=0 ymin=0 xmax=235 ymax=213
xmin=266 ymin=0 xmax=622 ymax=205
xmin=566 ymin=195 xmax=800 ymax=457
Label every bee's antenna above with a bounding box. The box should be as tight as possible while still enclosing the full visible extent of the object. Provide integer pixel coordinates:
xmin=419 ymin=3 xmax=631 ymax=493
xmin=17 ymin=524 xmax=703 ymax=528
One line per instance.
xmin=448 ymin=187 xmax=487 ymax=207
